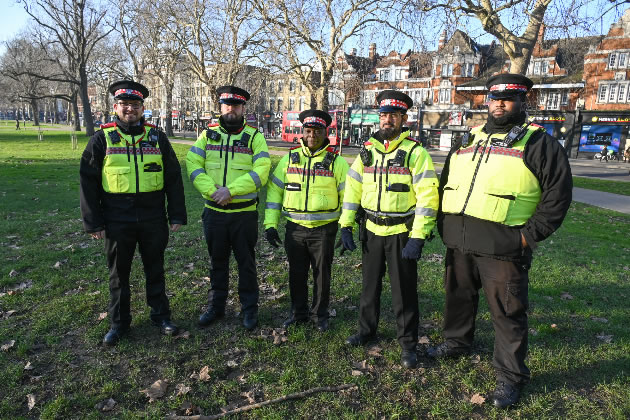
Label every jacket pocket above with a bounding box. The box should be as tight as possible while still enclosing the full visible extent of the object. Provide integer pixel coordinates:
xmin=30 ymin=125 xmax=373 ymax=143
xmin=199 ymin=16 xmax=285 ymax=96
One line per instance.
xmin=481 ymin=186 xmax=515 ymax=223
xmin=104 ymin=166 xmax=131 ymax=193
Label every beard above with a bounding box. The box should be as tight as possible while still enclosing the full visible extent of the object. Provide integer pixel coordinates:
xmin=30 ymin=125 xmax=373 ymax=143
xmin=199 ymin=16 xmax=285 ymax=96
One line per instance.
xmin=223 ymin=112 xmax=242 ymax=124
xmin=487 ymin=109 xmax=525 ymax=127
xmin=380 ymin=125 xmax=403 ymax=141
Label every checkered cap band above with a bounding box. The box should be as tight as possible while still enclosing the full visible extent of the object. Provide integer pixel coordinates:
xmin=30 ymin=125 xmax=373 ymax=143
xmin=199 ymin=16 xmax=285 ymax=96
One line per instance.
xmin=379 ymin=98 xmax=408 ymax=110
xmin=489 ymin=83 xmax=528 ymax=93
xmin=114 ymin=89 xmax=144 ymax=99
xmin=220 ymin=93 xmax=247 ymax=102
xmin=303 ymin=116 xmax=327 ymax=127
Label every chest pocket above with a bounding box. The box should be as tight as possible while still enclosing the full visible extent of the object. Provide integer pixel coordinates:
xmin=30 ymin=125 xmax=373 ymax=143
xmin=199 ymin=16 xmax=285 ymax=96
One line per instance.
xmin=143 ymin=162 xmax=164 ymax=191
xmin=104 ymin=166 xmax=131 ymax=193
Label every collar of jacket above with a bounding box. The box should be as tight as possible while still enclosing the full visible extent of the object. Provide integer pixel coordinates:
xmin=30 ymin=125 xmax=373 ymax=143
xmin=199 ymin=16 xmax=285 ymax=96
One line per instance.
xmin=218 ymin=115 xmax=245 ymax=134
xmin=298 ymin=139 xmax=330 ymax=157
xmin=370 ymin=128 xmax=410 ymax=153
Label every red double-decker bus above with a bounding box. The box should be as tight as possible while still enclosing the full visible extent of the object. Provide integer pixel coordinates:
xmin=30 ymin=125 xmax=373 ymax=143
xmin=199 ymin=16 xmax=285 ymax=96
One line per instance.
xmin=281 ymin=110 xmax=350 ymax=146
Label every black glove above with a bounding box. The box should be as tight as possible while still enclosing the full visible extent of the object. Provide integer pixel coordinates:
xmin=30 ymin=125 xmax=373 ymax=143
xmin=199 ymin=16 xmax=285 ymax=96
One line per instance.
xmin=265 ymin=228 xmax=282 ymax=248
xmin=340 ymin=227 xmax=357 ymax=252
xmin=402 ymin=238 xmax=424 ymax=260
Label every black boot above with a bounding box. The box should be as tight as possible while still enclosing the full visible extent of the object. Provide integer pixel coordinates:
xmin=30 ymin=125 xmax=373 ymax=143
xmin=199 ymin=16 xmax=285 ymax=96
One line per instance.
xmin=242 ymin=311 xmax=258 ymax=330
xmin=345 ymin=333 xmax=376 ymax=346
xmin=401 ymin=349 xmax=418 ymax=369
xmin=103 ymin=326 xmax=130 ymax=346
xmin=282 ymin=315 xmax=308 ymax=329
xmin=198 ymin=308 xmax=224 ymax=327
xmin=154 ymin=319 xmax=179 ymax=336
xmin=491 ymin=381 xmax=521 ymax=409
xmin=426 ymin=342 xmax=469 ymax=359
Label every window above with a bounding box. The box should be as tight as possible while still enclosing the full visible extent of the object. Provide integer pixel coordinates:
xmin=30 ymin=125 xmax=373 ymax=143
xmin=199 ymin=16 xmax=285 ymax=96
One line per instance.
xmin=609 ymin=84 xmax=617 ymax=102
xmin=619 ymin=84 xmax=626 ymax=102
xmin=538 ymin=92 xmax=546 ymax=106
xmin=380 ymin=70 xmax=390 ymax=81
xmin=289 ymin=97 xmax=295 ymax=109
xmin=269 ymin=81 xmax=275 ymax=91
xmin=395 ymin=69 xmax=401 ymax=80
xmin=454 ymin=46 xmax=459 ymax=53
xmin=541 ymin=61 xmax=548 ymax=74
xmin=533 ymin=61 xmax=540 ymax=75
xmin=278 ymin=80 xmax=284 ymax=91
xmin=547 ymin=92 xmax=560 ymax=110
xmin=299 ymin=97 xmax=306 ymax=111
xmin=269 ymin=99 xmax=275 ymax=110
xmin=439 ymin=88 xmax=451 ymax=103
xmin=599 ymin=85 xmax=608 ymax=102
xmin=277 ymin=98 xmax=283 ymax=111
xmin=448 ymin=63 xmax=453 ymax=76
xmin=609 ymin=53 xmax=617 ymax=68
xmin=561 ymin=91 xmax=569 ymax=105
xmin=441 ymin=64 xmax=448 ymax=77
xmin=620 ymin=53 xmax=627 ymax=68
xmin=467 ymin=63 xmax=474 ymax=77
xmin=289 ymin=80 xmax=295 ymax=92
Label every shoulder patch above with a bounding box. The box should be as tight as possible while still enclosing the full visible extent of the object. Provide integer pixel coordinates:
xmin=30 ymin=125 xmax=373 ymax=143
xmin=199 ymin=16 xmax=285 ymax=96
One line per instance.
xmin=100 ymin=122 xmax=116 ymax=129
xmin=246 ymin=124 xmax=258 ymax=130
xmin=143 ymin=122 xmax=156 ymax=128
xmin=364 ymin=141 xmax=372 ymax=146
xmin=326 ymin=146 xmax=339 ymax=154
xmin=406 ymin=136 xmax=421 ymax=143
xmin=208 ymin=123 xmax=220 ymax=127
xmin=290 ymin=145 xmax=301 ymax=150
xmin=530 ymin=123 xmax=544 ymax=129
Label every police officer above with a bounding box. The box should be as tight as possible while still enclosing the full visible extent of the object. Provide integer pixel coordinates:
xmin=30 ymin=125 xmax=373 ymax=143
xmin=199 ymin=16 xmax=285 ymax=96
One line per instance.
xmin=263 ymin=110 xmax=349 ymax=332
xmin=187 ymin=86 xmax=271 ymax=330
xmin=80 ymin=80 xmax=187 ymax=346
xmin=339 ymin=90 xmax=439 ymax=369
xmin=428 ymin=74 xmax=572 ymax=408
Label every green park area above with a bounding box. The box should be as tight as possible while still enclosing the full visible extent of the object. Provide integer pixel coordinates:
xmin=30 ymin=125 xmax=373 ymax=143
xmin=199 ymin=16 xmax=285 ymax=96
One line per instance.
xmin=0 ymin=126 xmax=629 ymax=419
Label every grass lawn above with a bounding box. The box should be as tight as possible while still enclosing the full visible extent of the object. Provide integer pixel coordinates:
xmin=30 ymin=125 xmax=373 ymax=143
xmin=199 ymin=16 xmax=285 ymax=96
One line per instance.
xmin=572 ymin=177 xmax=630 ymax=196
xmin=0 ymin=127 xmax=628 ymax=419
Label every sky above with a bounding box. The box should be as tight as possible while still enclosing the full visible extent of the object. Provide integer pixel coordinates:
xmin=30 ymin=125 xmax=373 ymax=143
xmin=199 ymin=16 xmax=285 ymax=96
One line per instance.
xmin=0 ymin=1 xmax=628 ymax=57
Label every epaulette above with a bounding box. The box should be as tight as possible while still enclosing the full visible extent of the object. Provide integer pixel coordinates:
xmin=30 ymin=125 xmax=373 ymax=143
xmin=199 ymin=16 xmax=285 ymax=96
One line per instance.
xmin=290 ymin=145 xmax=301 ymax=150
xmin=364 ymin=141 xmax=372 ymax=146
xmin=208 ymin=123 xmax=220 ymax=128
xmin=143 ymin=122 xmax=156 ymax=128
xmin=326 ymin=146 xmax=339 ymax=154
xmin=406 ymin=136 xmax=421 ymax=143
xmin=530 ymin=123 xmax=544 ymax=129
xmin=246 ymin=124 xmax=258 ymax=130
xmin=100 ymin=122 xmax=116 ymax=129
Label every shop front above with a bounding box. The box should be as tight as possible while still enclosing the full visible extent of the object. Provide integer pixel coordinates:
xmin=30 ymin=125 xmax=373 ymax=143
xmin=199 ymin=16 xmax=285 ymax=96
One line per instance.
xmin=527 ymin=111 xmax=577 ymax=155
xmin=577 ymin=111 xmax=630 ymax=159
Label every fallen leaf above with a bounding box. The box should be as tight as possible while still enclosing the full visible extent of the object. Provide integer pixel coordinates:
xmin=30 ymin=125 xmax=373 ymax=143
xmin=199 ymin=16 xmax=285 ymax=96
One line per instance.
xmin=27 ymin=394 xmax=36 ymax=411
xmin=590 ymin=316 xmax=608 ymax=323
xmin=560 ymin=292 xmax=573 ymax=300
xmin=367 ymin=345 xmax=382 ymax=357
xmin=97 ymin=312 xmax=108 ymax=321
xmin=227 ymin=360 xmax=238 ymax=368
xmin=53 ymin=261 xmax=63 ymax=269
xmin=30 ymin=376 xmax=43 ymax=383
xmin=352 ymin=360 xmax=369 ymax=370
xmin=175 ymin=330 xmax=191 ymax=339
xmin=353 ymin=263 xmax=362 ymax=269
xmin=418 ymin=336 xmax=430 ymax=345
xmin=596 ymin=333 xmax=613 ymax=344
xmin=470 ymin=393 xmax=485 ymax=405
xmin=9 ymin=269 xmax=18 ymax=277
xmin=351 ymin=369 xmax=363 ymax=376
xmin=529 ymin=328 xmax=538 ymax=336
xmin=175 ymin=383 xmax=191 ymax=396
xmin=24 ymin=361 xmax=34 ymax=370
xmin=140 ymin=379 xmax=168 ymax=402
xmin=184 ymin=263 xmax=194 ymax=271
xmin=551 ymin=324 xmax=558 ymax=329
xmin=241 ymin=390 xmax=256 ymax=404
xmin=190 ymin=365 xmax=212 ymax=382
xmin=329 ymin=308 xmax=337 ymax=317
xmin=1 ymin=340 xmax=15 ymax=351
xmin=95 ymin=398 xmax=116 ymax=412
xmin=89 ymin=290 xmax=101 ymax=296
xmin=2 ymin=310 xmax=17 ymax=319
xmin=470 ymin=354 xmax=481 ymax=364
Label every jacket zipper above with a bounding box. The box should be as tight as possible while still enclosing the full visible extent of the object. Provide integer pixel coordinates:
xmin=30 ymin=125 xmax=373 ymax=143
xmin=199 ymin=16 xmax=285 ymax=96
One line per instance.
xmin=222 ymin=134 xmax=231 ymax=187
xmin=132 ymin=136 xmax=140 ymax=193
xmin=304 ymin=155 xmax=312 ymax=212
xmin=460 ymin=137 xmax=490 ymax=215
xmin=376 ymin=154 xmax=384 ymax=212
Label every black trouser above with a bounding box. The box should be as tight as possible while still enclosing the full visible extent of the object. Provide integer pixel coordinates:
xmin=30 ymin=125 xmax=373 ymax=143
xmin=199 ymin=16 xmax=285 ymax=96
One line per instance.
xmin=359 ymin=229 xmax=419 ymax=351
xmin=284 ymin=221 xmax=338 ymax=321
xmin=443 ymin=248 xmax=530 ymax=386
xmin=104 ymin=220 xmax=171 ymax=328
xmin=202 ymin=208 xmax=259 ymax=314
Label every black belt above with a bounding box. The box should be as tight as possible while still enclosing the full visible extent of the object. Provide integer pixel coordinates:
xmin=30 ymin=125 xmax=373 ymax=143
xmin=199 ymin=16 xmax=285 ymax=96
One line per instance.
xmin=205 ymin=199 xmax=257 ymax=210
xmin=366 ymin=213 xmax=412 ymax=226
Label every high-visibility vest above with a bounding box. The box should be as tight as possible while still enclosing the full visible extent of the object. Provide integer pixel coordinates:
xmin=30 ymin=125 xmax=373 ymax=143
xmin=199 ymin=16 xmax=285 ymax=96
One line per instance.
xmin=101 ymin=123 xmax=164 ymax=193
xmin=441 ymin=123 xmax=543 ymax=225
xmin=264 ymin=144 xmax=347 ymax=228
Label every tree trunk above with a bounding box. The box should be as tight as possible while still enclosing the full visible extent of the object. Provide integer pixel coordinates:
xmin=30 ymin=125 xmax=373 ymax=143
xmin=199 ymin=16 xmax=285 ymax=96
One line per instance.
xmin=31 ymin=98 xmax=40 ymax=126
xmin=71 ymin=96 xmax=81 ymax=132
xmin=165 ymin=84 xmax=174 ymax=137
xmin=79 ymin=68 xmax=95 ymax=136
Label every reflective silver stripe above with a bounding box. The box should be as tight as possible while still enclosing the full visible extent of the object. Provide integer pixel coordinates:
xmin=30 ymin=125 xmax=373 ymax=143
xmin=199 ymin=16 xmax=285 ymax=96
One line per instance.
xmin=190 ymin=168 xmax=205 ymax=182
xmin=271 ymin=175 xmax=284 ymax=189
xmin=265 ymin=202 xmax=282 ymax=210
xmin=346 ymin=168 xmax=362 ymax=183
xmin=413 ymin=169 xmax=436 ymax=184
xmin=343 ymin=202 xmax=359 ymax=211
xmin=233 ymin=192 xmax=258 ymax=200
xmin=249 ymin=171 xmax=262 ymax=189
xmin=337 ymin=181 xmax=345 ymax=191
xmin=189 ymin=146 xmax=206 ymax=159
xmin=283 ymin=211 xmax=340 ymax=221
xmin=365 ymin=208 xmax=415 ymax=218
xmin=415 ymin=207 xmax=436 ymax=217
xmin=253 ymin=151 xmax=270 ymax=162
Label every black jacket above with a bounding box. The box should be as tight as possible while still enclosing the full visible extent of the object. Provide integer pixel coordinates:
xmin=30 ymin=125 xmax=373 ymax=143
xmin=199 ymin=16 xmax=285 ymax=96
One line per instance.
xmin=438 ymin=126 xmax=572 ymax=261
xmin=79 ymin=124 xmax=187 ymax=232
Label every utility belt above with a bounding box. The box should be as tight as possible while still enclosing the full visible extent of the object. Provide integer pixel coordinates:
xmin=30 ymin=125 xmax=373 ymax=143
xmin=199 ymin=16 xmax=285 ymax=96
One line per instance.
xmin=205 ymin=199 xmax=257 ymax=210
xmin=366 ymin=213 xmax=413 ymax=226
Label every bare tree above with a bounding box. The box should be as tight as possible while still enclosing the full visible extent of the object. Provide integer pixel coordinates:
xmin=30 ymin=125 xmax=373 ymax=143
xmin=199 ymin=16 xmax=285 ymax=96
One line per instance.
xmin=256 ymin=0 xmax=401 ymax=109
xmin=109 ymin=0 xmax=147 ymax=82
xmin=20 ymin=0 xmax=113 ymax=135
xmin=412 ymin=0 xmax=610 ymax=74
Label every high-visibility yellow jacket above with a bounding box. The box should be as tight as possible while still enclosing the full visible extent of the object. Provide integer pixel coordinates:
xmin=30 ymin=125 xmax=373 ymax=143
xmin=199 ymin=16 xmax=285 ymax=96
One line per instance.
xmin=441 ymin=123 xmax=542 ymax=225
xmin=264 ymin=142 xmax=349 ymax=229
xmin=101 ymin=123 xmax=164 ymax=193
xmin=186 ymin=121 xmax=271 ymax=213
xmin=339 ymin=130 xmax=439 ymax=238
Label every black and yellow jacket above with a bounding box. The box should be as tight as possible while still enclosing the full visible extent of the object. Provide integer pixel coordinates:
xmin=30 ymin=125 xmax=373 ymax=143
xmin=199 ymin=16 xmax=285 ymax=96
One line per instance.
xmin=79 ymin=119 xmax=187 ymax=232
